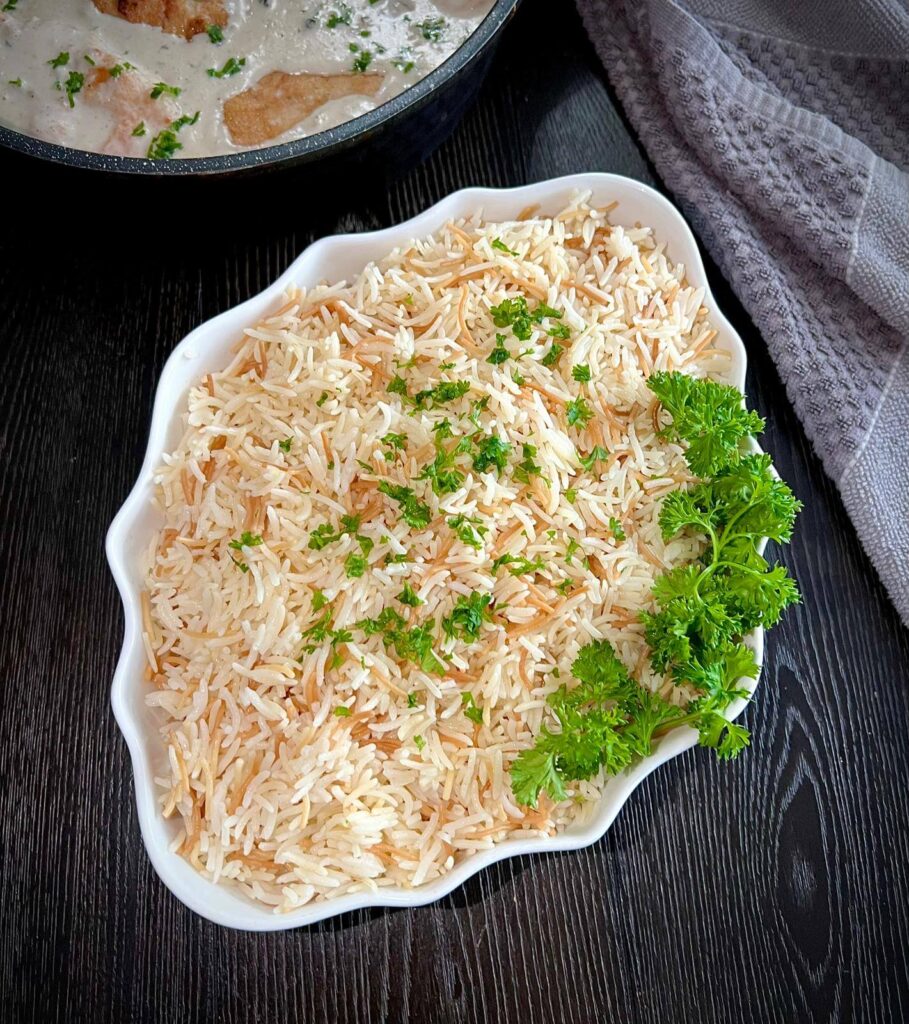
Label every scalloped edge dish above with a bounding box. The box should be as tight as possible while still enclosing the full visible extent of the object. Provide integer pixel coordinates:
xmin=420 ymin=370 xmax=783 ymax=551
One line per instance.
xmin=106 ymin=172 xmax=761 ymax=931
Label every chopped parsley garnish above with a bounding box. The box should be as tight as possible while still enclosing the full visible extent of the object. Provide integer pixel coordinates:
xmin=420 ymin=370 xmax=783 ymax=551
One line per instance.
xmin=578 ymin=445 xmax=609 ymax=471
xmin=325 ymin=5 xmax=352 ymax=28
xmin=378 ymin=481 xmax=432 ymax=530
xmin=206 ymin=24 xmax=224 ymax=44
xmin=2 ymin=1 xmax=19 ymax=11
xmin=278 ymin=437 xmax=293 ymax=452
xmin=564 ymin=487 xmax=578 ymax=504
xmin=468 ymin=396 xmax=489 ymax=429
xmin=60 ymin=70 xmax=84 ymax=107
xmin=491 ymin=238 xmax=519 ymax=257
xmin=564 ymin=537 xmax=583 ymax=565
xmin=145 ymin=126 xmax=187 ymax=159
xmin=308 ymin=523 xmax=339 ymax=550
xmin=130 ymin=122 xmax=146 ymax=137
xmin=333 ymin=706 xmax=352 ymax=718
xmin=417 ymin=17 xmax=446 ymax=41
xmin=492 ymin=553 xmax=544 ymax=576
xmin=407 ymin=691 xmax=421 ymax=708
xmin=513 ymin=443 xmax=543 ymax=485
xmin=230 ymin=556 xmax=249 ymax=573
xmin=381 ymin=432 xmax=407 ymax=458
xmin=572 ymin=364 xmax=592 ymax=382
xmin=316 ymin=391 xmax=330 ymax=407
xmin=547 ymin=322 xmax=571 ymax=340
xmin=509 ymin=373 xmax=800 ymax=808
xmin=301 ymin=610 xmax=333 ymax=645
xmin=387 ymin=375 xmax=409 ymax=398
xmin=169 ymin=112 xmax=199 ymax=131
xmin=207 ymin=57 xmax=245 ymax=79
xmin=312 ymin=589 xmax=329 ymax=611
xmin=150 ymin=81 xmax=181 ymax=99
xmin=228 ymin=531 xmax=263 ymax=550
xmin=609 ymin=517 xmax=626 ymax=541
xmin=447 ymin=514 xmax=487 ymax=550
xmin=146 ymin=111 xmax=199 ymax=159
xmin=461 ymin=691 xmax=484 ymax=724
xmin=48 ymin=52 xmax=70 ymax=69
xmin=443 ymin=593 xmax=492 ymax=642
xmin=84 ymin=55 xmax=96 ymax=66
xmin=308 ymin=515 xmax=359 ymax=551
xmin=531 ymin=303 xmax=562 ymax=322
xmin=388 ymin=624 xmax=445 ymax=674
xmin=352 ymin=50 xmax=374 ymax=73
xmin=472 ymin=435 xmax=511 ymax=475
xmin=490 ymin=296 xmax=533 ymax=341
xmin=413 ymin=734 xmax=426 ymax=751
xmin=393 ymin=57 xmax=415 ymax=73
xmin=414 ymin=379 xmax=471 ymax=407
xmin=566 ymin=397 xmax=593 ymax=428
xmin=300 ymin=610 xmax=353 ymax=656
xmin=8 ymin=78 xmax=22 ymax=87
xmin=398 ymin=582 xmax=423 ymax=607
xmin=345 ymin=552 xmax=368 ymax=578
xmin=418 ymin=435 xmax=469 ymax=496
xmin=107 ymin=62 xmax=134 ymax=77
xmin=356 ymin=607 xmax=407 ymax=637
xmin=486 ymin=333 xmax=511 ymax=365
xmin=541 ymin=344 xmax=563 ymax=368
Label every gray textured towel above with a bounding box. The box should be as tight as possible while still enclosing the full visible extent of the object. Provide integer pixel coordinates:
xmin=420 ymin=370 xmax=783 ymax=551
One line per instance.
xmin=578 ymin=0 xmax=909 ymax=621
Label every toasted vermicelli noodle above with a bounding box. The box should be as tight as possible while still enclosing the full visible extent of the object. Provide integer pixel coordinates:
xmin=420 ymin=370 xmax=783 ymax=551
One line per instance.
xmin=145 ymin=193 xmax=728 ymax=911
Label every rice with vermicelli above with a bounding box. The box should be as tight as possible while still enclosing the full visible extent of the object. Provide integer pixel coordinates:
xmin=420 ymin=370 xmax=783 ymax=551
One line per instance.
xmin=144 ymin=192 xmax=728 ymax=911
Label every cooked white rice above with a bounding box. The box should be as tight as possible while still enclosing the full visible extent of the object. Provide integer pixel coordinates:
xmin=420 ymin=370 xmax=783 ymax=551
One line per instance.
xmin=144 ymin=192 xmax=728 ymax=911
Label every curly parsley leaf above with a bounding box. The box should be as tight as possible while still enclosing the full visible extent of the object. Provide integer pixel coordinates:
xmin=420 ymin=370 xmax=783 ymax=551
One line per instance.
xmin=648 ymin=371 xmax=765 ymax=477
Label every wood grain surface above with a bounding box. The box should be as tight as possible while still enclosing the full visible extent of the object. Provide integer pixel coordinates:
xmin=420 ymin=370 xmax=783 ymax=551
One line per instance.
xmin=2 ymin=2 xmax=908 ymax=1021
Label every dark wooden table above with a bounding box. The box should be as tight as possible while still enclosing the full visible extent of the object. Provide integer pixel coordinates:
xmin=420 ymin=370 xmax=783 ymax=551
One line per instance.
xmin=3 ymin=2 xmax=909 ymax=1021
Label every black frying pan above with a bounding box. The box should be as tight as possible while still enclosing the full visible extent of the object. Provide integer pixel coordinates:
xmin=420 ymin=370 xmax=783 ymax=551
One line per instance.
xmin=0 ymin=0 xmax=520 ymax=180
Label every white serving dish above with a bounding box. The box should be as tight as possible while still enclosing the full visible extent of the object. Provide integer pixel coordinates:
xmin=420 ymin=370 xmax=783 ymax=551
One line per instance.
xmin=106 ymin=172 xmax=759 ymax=931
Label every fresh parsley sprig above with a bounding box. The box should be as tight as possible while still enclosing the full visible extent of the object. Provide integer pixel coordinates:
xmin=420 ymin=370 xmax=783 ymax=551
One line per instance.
xmin=510 ymin=372 xmax=800 ymax=808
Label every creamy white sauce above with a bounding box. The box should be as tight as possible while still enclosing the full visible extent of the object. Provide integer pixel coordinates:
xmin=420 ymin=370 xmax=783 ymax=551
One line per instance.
xmin=0 ymin=0 xmax=493 ymax=157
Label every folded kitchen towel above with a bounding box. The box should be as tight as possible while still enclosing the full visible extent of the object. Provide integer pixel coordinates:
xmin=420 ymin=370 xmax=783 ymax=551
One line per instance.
xmin=577 ymin=0 xmax=909 ymax=621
